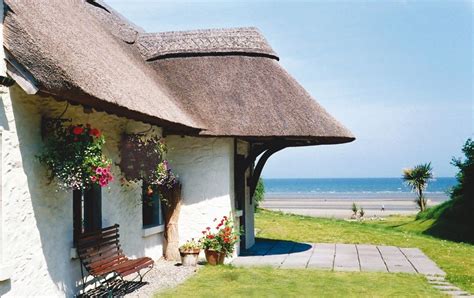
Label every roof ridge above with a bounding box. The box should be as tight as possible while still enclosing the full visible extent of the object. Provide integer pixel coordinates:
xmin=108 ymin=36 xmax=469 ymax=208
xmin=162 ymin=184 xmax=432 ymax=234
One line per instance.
xmin=136 ymin=27 xmax=278 ymax=61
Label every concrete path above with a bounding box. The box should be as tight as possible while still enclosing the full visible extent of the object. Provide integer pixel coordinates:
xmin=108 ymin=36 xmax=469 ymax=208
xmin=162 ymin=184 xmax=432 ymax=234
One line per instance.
xmin=233 ymin=240 xmax=444 ymax=275
xmin=233 ymin=240 xmax=474 ymax=297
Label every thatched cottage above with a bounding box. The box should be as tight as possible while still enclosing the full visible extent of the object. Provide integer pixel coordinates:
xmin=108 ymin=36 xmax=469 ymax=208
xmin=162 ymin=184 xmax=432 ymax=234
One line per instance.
xmin=0 ymin=0 xmax=354 ymax=296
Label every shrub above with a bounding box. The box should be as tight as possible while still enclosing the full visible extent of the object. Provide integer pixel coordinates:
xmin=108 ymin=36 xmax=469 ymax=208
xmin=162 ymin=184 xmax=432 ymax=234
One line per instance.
xmin=254 ymin=178 xmax=265 ymax=212
xmin=447 ymin=139 xmax=474 ymax=225
xmin=351 ymin=202 xmax=358 ymax=216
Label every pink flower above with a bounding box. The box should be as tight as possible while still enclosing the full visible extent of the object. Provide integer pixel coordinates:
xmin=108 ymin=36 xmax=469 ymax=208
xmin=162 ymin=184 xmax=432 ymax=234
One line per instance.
xmin=96 ymin=167 xmax=103 ymax=175
xmin=91 ymin=176 xmax=97 ymax=182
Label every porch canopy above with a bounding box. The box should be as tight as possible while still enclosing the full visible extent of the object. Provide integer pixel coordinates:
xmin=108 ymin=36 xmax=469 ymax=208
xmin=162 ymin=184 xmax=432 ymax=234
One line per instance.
xmin=3 ymin=0 xmax=355 ymax=195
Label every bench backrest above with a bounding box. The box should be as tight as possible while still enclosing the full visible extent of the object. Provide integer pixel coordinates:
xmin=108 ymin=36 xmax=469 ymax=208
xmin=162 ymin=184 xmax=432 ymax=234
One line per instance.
xmin=77 ymin=224 xmax=127 ymax=276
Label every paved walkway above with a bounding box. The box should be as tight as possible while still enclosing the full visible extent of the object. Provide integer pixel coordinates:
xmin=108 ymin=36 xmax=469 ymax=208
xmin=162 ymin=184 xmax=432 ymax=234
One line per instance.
xmin=233 ymin=240 xmax=474 ymax=297
xmin=233 ymin=240 xmax=445 ymax=274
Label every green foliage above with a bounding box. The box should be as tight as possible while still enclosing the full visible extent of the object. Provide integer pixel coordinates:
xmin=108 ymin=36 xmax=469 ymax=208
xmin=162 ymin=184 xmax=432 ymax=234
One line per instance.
xmin=200 ymin=215 xmax=240 ymax=257
xmin=409 ymin=139 xmax=474 ymax=242
xmin=253 ymin=178 xmax=265 ymax=212
xmin=447 ymin=138 xmax=474 ymax=225
xmin=179 ymin=239 xmax=201 ymax=252
xmin=351 ymin=202 xmax=358 ymax=215
xmin=402 ymin=162 xmax=433 ymax=211
xmin=38 ymin=124 xmax=112 ymax=190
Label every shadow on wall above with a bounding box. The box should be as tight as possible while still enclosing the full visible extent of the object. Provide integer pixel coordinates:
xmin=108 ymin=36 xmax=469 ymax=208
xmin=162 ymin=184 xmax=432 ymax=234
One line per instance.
xmin=11 ymin=87 xmax=162 ymax=295
xmin=0 ymin=280 xmax=11 ymax=296
xmin=12 ymin=88 xmax=82 ymax=296
xmin=0 ymin=93 xmax=10 ymax=130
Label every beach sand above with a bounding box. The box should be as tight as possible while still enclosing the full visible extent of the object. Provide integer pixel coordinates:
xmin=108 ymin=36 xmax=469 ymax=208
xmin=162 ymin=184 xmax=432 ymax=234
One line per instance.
xmin=261 ymin=195 xmax=443 ymax=219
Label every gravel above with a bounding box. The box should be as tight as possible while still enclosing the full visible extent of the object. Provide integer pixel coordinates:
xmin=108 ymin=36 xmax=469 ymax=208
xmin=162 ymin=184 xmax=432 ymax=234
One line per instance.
xmin=125 ymin=258 xmax=202 ymax=297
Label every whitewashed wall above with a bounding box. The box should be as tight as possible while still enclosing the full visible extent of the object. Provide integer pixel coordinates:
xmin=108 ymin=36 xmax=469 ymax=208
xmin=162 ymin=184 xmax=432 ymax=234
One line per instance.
xmin=166 ymin=136 xmax=237 ymax=254
xmin=0 ymin=85 xmax=165 ymax=297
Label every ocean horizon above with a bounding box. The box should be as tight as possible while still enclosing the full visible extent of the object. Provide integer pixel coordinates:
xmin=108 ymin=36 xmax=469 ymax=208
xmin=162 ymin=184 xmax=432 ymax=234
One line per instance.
xmin=263 ymin=177 xmax=456 ymax=201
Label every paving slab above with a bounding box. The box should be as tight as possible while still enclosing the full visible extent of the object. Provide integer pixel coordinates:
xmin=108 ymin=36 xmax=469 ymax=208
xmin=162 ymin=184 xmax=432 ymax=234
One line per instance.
xmin=357 ymin=245 xmax=388 ymax=272
xmin=234 ymin=241 xmax=444 ymax=277
xmin=231 ymin=256 xmax=265 ymax=267
xmin=400 ymin=247 xmax=446 ymax=276
xmin=334 ymin=244 xmax=359 ymax=271
xmin=378 ymin=246 xmax=416 ymax=273
xmin=307 ymin=243 xmax=334 ymax=270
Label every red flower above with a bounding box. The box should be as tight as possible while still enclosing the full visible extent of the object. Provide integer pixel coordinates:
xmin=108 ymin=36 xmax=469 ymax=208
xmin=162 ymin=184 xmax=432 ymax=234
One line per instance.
xmin=207 ymin=235 xmax=214 ymax=239
xmin=73 ymin=126 xmax=84 ymax=135
xmin=89 ymin=128 xmax=101 ymax=138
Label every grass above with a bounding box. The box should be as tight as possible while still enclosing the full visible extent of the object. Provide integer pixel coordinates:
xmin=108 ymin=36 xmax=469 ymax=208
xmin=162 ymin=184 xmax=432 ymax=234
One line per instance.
xmin=365 ymin=202 xmax=473 ymax=244
xmin=256 ymin=209 xmax=474 ymax=293
xmin=160 ymin=266 xmax=444 ymax=297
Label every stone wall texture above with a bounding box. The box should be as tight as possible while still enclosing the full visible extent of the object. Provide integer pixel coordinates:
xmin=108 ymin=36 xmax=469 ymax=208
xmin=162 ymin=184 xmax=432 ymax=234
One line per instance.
xmin=0 ymin=86 xmax=237 ymax=296
xmin=166 ymin=136 xmax=237 ymax=248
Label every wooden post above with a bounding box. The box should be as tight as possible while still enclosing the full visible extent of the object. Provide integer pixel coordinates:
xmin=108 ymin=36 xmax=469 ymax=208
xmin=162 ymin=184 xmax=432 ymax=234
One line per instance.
xmin=160 ymin=184 xmax=182 ymax=261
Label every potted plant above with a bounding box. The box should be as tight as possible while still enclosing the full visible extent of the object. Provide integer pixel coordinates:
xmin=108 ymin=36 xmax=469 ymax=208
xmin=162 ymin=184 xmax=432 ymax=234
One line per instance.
xmin=200 ymin=215 xmax=240 ymax=265
xmin=179 ymin=239 xmax=201 ymax=267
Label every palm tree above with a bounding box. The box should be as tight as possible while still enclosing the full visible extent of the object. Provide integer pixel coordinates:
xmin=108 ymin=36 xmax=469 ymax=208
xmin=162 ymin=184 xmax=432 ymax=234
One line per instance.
xmin=402 ymin=163 xmax=433 ymax=212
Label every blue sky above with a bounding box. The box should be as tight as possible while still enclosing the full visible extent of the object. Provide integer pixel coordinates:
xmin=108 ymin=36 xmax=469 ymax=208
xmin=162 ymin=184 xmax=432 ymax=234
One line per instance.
xmin=107 ymin=0 xmax=473 ymax=178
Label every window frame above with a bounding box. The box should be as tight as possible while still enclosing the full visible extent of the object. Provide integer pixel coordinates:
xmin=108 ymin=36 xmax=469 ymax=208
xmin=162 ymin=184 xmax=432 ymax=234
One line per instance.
xmin=142 ymin=183 xmax=164 ymax=229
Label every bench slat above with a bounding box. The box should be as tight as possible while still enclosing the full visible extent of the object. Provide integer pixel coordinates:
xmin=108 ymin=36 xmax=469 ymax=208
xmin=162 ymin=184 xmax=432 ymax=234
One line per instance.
xmin=77 ymin=224 xmax=154 ymax=280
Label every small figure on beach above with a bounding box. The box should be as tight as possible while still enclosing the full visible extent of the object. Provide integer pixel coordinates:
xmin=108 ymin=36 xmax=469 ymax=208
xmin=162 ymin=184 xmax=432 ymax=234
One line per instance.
xmin=381 ymin=204 xmax=385 ymax=212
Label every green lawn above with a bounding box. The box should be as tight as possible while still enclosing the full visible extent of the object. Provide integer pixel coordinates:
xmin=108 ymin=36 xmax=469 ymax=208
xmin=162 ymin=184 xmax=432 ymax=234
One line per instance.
xmin=256 ymin=210 xmax=474 ymax=293
xmin=160 ymin=266 xmax=444 ymax=297
xmin=156 ymin=210 xmax=473 ymax=296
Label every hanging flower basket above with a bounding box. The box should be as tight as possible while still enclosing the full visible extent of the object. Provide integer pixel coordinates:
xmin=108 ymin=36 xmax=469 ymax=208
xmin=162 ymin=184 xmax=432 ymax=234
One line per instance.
xmin=38 ymin=123 xmax=113 ymax=190
xmin=119 ymin=134 xmax=165 ymax=183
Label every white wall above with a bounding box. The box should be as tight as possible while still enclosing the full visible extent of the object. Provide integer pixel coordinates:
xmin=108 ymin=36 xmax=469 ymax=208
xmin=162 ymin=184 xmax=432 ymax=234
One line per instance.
xmin=0 ymin=86 xmax=165 ymax=297
xmin=166 ymin=136 xmax=237 ymax=253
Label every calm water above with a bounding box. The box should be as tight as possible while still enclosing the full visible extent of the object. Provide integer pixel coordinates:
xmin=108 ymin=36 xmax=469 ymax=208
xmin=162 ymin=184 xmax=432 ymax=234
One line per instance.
xmin=264 ymin=178 xmax=456 ymax=201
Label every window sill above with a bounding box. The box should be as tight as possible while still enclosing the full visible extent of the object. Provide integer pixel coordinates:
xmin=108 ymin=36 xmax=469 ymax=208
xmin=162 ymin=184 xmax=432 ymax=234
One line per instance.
xmin=0 ymin=263 xmax=14 ymax=281
xmin=142 ymin=225 xmax=165 ymax=238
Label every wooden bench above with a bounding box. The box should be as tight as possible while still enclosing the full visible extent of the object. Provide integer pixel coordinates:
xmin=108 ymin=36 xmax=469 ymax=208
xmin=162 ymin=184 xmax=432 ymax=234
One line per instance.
xmin=77 ymin=224 xmax=154 ymax=292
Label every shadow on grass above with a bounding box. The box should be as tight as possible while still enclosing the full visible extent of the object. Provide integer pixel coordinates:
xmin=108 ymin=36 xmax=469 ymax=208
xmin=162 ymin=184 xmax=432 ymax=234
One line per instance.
xmin=240 ymin=238 xmax=313 ymax=256
xmin=417 ymin=201 xmax=474 ymax=244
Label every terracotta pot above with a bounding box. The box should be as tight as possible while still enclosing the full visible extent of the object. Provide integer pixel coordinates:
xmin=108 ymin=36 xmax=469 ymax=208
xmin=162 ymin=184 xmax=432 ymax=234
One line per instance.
xmin=179 ymin=248 xmax=200 ymax=267
xmin=205 ymin=249 xmax=226 ymax=265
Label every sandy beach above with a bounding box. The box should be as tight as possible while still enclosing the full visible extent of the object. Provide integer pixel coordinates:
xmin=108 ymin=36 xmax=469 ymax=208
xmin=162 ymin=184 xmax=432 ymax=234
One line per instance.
xmin=261 ymin=194 xmax=446 ymax=219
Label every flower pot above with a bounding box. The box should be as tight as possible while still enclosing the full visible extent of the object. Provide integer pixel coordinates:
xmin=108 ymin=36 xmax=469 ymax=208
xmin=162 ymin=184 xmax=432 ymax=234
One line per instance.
xmin=179 ymin=248 xmax=200 ymax=267
xmin=205 ymin=249 xmax=226 ymax=265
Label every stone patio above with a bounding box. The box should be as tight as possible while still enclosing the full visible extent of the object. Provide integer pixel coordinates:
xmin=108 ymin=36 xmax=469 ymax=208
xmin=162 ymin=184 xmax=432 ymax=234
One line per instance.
xmin=232 ymin=240 xmax=445 ymax=275
xmin=232 ymin=240 xmax=474 ymax=297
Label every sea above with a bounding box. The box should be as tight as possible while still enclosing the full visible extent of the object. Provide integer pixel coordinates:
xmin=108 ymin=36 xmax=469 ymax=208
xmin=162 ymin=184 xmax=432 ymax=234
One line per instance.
xmin=263 ymin=177 xmax=456 ymax=202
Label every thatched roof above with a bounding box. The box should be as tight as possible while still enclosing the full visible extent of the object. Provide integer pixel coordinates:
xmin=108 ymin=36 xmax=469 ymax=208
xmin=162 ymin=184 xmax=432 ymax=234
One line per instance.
xmin=137 ymin=28 xmax=278 ymax=61
xmin=3 ymin=0 xmax=354 ymax=144
xmin=141 ymin=27 xmax=353 ymax=143
xmin=3 ymin=0 xmax=200 ymax=132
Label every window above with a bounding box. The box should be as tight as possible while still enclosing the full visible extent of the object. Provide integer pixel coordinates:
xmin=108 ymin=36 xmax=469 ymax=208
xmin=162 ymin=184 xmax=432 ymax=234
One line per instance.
xmin=73 ymin=185 xmax=102 ymax=246
xmin=142 ymin=183 xmax=163 ymax=228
